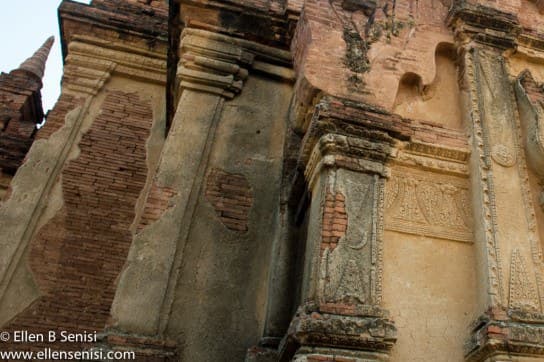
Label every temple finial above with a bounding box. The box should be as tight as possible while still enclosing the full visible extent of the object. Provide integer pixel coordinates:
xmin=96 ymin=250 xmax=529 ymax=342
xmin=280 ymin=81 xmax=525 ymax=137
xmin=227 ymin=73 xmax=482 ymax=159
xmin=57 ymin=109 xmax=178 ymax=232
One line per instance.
xmin=18 ymin=36 xmax=55 ymax=80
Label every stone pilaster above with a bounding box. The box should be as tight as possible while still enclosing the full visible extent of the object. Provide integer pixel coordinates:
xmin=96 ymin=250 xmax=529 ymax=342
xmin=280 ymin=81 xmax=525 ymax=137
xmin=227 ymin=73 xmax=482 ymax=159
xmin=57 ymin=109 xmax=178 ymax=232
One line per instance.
xmin=0 ymin=38 xmax=119 ymax=325
xmin=106 ymin=28 xmax=292 ymax=359
xmin=0 ymin=20 xmax=169 ymax=351
xmin=275 ymin=97 xmax=407 ymax=361
xmin=104 ymin=29 xmax=250 ymax=357
xmin=449 ymin=3 xmax=544 ymax=361
xmin=515 ymin=71 xmax=544 ymax=217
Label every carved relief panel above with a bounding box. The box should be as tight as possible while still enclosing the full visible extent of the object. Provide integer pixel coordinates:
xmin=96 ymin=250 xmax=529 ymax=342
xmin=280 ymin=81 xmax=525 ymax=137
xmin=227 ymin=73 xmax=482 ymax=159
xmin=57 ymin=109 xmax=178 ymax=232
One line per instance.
xmin=464 ymin=47 xmax=544 ymax=310
xmin=385 ymin=167 xmax=472 ymax=242
xmin=509 ymin=249 xmax=541 ymax=312
xmin=318 ymin=168 xmax=384 ymax=306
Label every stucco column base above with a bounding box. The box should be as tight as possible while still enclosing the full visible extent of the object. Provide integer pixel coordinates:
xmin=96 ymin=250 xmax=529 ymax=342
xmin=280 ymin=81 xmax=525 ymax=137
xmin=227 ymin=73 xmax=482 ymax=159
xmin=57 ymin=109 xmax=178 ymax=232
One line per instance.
xmin=95 ymin=332 xmax=177 ymax=362
xmin=466 ymin=307 xmax=544 ymax=362
xmin=277 ymin=303 xmax=396 ymax=361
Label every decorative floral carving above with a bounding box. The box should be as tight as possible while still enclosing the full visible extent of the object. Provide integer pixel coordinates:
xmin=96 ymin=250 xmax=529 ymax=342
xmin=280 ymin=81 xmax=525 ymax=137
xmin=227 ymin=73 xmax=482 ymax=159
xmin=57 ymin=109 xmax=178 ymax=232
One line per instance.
xmin=385 ymin=168 xmax=472 ymax=242
xmin=509 ymin=249 xmax=540 ymax=312
xmin=491 ymin=144 xmax=517 ymax=167
xmin=321 ymin=175 xmax=372 ymax=305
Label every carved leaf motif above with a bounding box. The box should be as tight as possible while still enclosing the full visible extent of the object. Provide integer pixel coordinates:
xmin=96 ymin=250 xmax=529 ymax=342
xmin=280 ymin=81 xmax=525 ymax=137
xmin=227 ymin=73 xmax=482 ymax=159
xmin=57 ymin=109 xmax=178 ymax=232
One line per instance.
xmin=415 ymin=181 xmax=442 ymax=224
xmin=385 ymin=171 xmax=472 ymax=242
xmin=397 ymin=177 xmax=426 ymax=223
xmin=345 ymin=183 xmax=370 ymax=249
xmin=334 ymin=259 xmax=367 ymax=304
xmin=439 ymin=184 xmax=466 ymax=228
xmin=385 ymin=176 xmax=400 ymax=210
xmin=321 ymin=175 xmax=373 ymax=305
xmin=455 ymin=190 xmax=473 ymax=228
xmin=509 ymin=249 xmax=540 ymax=312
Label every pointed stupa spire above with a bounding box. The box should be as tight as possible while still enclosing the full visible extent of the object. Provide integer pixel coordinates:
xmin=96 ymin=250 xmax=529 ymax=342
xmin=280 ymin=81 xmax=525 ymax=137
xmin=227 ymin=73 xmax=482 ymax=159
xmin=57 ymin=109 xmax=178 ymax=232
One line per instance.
xmin=18 ymin=36 xmax=54 ymax=80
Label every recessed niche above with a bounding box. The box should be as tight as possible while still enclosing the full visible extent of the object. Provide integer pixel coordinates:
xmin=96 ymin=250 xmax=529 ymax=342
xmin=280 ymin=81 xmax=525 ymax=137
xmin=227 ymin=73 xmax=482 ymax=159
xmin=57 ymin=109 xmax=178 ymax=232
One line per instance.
xmin=393 ymin=43 xmax=462 ymax=129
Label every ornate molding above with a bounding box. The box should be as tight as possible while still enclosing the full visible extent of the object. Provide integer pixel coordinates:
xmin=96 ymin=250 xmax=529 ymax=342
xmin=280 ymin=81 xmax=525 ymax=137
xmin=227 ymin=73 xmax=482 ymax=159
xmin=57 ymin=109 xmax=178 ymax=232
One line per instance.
xmin=466 ymin=308 xmax=544 ymax=361
xmin=518 ymin=35 xmax=544 ymax=57
xmin=64 ymin=35 xmax=167 ymax=96
xmin=463 ymin=48 xmax=505 ymax=305
xmin=298 ymin=97 xmax=411 ymax=189
xmin=447 ymin=2 xmax=520 ymax=50
xmin=177 ymin=28 xmax=293 ymax=98
xmin=62 ymin=57 xmax=114 ymax=97
xmin=279 ymin=303 xmax=396 ymax=361
xmin=393 ymin=140 xmax=470 ymax=176
xmin=304 ymin=133 xmax=392 ymax=190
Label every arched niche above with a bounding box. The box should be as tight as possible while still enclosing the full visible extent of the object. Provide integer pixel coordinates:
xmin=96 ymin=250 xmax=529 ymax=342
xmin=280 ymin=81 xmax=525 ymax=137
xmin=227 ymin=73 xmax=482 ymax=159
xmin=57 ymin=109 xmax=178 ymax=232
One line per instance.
xmin=393 ymin=42 xmax=463 ymax=129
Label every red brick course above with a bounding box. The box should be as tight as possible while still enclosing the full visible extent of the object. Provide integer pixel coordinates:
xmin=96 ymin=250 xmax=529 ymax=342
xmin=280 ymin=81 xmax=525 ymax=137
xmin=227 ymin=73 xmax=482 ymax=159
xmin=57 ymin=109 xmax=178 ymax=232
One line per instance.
xmin=59 ymin=0 xmax=168 ymax=57
xmin=138 ymin=182 xmax=177 ymax=231
xmin=520 ymin=71 xmax=543 ymax=104
xmin=36 ymin=94 xmax=83 ymax=141
xmin=0 ymin=69 xmax=42 ymax=174
xmin=205 ymin=168 xmax=253 ymax=232
xmin=3 ymin=90 xmax=153 ymax=352
xmin=321 ymin=191 xmax=347 ymax=254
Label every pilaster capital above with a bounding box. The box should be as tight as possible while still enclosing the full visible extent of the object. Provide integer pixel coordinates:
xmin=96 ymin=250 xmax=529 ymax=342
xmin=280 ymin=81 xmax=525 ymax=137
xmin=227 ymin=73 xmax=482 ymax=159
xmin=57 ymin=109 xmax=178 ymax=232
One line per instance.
xmin=63 ymin=35 xmax=167 ymax=96
xmin=447 ymin=2 xmax=520 ymax=50
xmin=298 ymin=96 xmax=411 ymax=188
xmin=177 ymin=28 xmax=293 ymax=98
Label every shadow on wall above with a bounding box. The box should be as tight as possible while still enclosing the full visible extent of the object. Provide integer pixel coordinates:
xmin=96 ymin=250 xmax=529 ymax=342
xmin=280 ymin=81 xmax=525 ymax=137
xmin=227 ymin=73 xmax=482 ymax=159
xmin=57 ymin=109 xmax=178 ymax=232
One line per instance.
xmin=393 ymin=42 xmax=463 ymax=129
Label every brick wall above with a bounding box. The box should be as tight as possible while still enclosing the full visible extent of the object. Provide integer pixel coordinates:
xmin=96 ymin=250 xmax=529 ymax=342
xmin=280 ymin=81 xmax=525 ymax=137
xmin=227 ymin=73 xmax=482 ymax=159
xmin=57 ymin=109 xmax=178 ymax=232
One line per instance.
xmin=520 ymin=71 xmax=542 ymax=103
xmin=36 ymin=93 xmax=82 ymax=141
xmin=59 ymin=0 xmax=168 ymax=56
xmin=472 ymin=0 xmax=521 ymax=14
xmin=138 ymin=182 xmax=177 ymax=231
xmin=292 ymin=0 xmax=453 ymax=113
xmin=3 ymin=90 xmax=153 ymax=352
xmin=92 ymin=0 xmax=168 ymax=14
xmin=0 ymin=70 xmax=42 ymax=174
xmin=205 ymin=168 xmax=253 ymax=232
xmin=321 ymin=191 xmax=347 ymax=255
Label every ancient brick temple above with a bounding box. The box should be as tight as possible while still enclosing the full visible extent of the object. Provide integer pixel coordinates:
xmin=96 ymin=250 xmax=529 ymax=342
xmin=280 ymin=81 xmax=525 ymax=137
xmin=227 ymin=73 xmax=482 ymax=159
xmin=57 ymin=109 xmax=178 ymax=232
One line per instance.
xmin=0 ymin=37 xmax=54 ymax=199
xmin=3 ymin=0 xmax=544 ymax=361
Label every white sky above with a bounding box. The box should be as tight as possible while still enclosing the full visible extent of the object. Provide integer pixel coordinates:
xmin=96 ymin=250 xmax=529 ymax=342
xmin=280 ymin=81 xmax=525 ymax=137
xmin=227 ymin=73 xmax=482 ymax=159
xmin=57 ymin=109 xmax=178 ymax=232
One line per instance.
xmin=1 ymin=1 xmax=91 ymax=113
